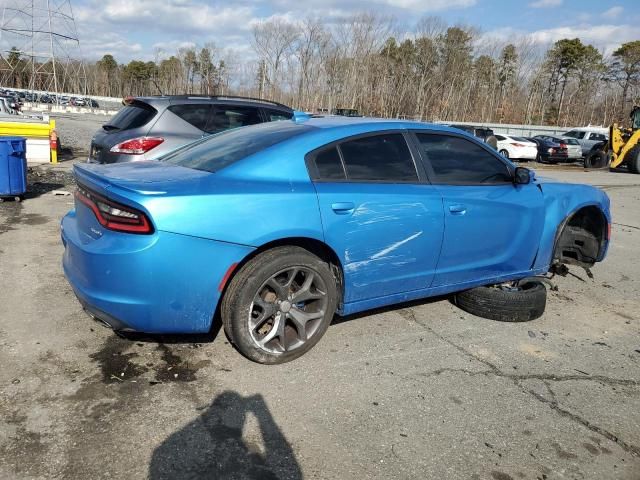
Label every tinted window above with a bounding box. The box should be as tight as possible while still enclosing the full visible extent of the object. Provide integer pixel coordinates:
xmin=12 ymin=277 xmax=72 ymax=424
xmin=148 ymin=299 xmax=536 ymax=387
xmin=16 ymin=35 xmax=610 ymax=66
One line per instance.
xmin=265 ymin=108 xmax=293 ymax=121
xmin=565 ymin=130 xmax=586 ymax=139
xmin=162 ymin=121 xmax=311 ymax=172
xmin=416 ymin=133 xmax=512 ymax=184
xmin=167 ymin=104 xmax=212 ymax=131
xmin=338 ymin=134 xmax=418 ymax=182
xmin=207 ymin=105 xmax=261 ymax=133
xmin=313 ymin=147 xmax=345 ymax=180
xmin=495 ymin=135 xmax=506 ymax=140
xmin=105 ymin=104 xmax=156 ymax=130
xmin=589 ymin=133 xmax=606 ymax=141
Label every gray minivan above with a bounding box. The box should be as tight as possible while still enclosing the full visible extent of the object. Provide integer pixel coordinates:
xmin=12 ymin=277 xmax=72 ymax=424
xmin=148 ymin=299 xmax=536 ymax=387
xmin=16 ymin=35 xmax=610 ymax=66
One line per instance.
xmin=88 ymin=95 xmax=294 ymax=164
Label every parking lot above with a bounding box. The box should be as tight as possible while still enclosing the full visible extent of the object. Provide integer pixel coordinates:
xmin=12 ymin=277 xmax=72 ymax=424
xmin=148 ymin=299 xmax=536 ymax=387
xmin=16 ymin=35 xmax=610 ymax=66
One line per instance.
xmin=1 ymin=158 xmax=639 ymax=479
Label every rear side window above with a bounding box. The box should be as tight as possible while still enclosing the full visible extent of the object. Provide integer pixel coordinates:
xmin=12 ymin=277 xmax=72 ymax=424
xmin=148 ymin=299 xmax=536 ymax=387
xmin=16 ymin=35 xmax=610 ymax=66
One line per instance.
xmin=106 ymin=103 xmax=156 ymax=130
xmin=167 ymin=104 xmax=212 ymax=131
xmin=416 ymin=133 xmax=512 ymax=184
xmin=314 ymin=147 xmax=345 ymax=180
xmin=161 ymin=121 xmax=312 ymax=172
xmin=338 ymin=134 xmax=418 ymax=182
xmin=264 ymin=108 xmax=293 ymax=121
xmin=207 ymin=105 xmax=261 ymax=133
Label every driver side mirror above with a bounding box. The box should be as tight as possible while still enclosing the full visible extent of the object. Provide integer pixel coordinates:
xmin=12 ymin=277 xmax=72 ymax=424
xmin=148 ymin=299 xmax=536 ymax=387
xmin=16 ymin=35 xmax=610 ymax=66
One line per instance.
xmin=514 ymin=167 xmax=531 ymax=185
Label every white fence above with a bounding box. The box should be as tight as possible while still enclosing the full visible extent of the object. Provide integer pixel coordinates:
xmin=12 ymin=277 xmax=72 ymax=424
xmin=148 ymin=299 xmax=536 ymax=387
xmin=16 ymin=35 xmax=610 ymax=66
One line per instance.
xmin=432 ymin=120 xmax=601 ymax=137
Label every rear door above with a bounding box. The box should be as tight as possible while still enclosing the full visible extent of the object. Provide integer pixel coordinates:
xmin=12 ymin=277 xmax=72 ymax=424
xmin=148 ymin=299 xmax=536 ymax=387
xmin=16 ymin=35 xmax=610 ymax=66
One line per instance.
xmin=309 ymin=131 xmax=444 ymax=303
xmin=412 ymin=131 xmax=545 ymax=287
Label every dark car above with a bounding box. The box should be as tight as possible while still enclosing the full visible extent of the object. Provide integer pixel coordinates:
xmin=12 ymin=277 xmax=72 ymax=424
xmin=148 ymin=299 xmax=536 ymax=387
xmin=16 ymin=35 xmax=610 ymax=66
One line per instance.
xmin=88 ymin=95 xmax=295 ymax=164
xmin=529 ymin=135 xmax=569 ymax=164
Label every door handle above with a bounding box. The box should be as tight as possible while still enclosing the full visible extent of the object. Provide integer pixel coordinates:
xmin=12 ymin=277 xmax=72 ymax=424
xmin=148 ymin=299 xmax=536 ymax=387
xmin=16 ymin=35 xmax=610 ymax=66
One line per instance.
xmin=448 ymin=204 xmax=467 ymax=215
xmin=331 ymin=202 xmax=355 ymax=214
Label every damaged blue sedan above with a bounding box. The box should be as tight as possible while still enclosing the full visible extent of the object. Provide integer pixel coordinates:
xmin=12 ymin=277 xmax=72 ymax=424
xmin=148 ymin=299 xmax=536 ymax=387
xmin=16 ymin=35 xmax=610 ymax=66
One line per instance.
xmin=62 ymin=117 xmax=611 ymax=363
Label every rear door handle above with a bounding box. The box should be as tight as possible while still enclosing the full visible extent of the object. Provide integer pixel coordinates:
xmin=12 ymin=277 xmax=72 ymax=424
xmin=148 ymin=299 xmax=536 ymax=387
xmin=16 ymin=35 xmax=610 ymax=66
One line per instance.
xmin=331 ymin=202 xmax=355 ymax=214
xmin=449 ymin=204 xmax=467 ymax=215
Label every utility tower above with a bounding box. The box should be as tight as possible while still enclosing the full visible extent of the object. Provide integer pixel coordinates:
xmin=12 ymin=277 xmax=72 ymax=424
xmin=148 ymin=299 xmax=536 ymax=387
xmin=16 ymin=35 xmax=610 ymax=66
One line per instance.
xmin=0 ymin=0 xmax=86 ymax=95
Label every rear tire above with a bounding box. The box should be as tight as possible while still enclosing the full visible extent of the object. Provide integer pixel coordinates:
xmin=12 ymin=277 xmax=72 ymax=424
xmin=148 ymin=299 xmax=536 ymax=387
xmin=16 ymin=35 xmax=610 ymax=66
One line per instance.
xmin=221 ymin=246 xmax=338 ymax=364
xmin=585 ymin=150 xmax=609 ymax=169
xmin=626 ymin=145 xmax=640 ymax=174
xmin=454 ymin=281 xmax=547 ymax=322
xmin=499 ymin=149 xmax=509 ymax=159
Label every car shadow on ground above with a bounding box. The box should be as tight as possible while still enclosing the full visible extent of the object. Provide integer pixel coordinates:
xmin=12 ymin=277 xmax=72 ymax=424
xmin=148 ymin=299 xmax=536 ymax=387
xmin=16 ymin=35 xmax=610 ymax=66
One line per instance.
xmin=148 ymin=391 xmax=302 ymax=480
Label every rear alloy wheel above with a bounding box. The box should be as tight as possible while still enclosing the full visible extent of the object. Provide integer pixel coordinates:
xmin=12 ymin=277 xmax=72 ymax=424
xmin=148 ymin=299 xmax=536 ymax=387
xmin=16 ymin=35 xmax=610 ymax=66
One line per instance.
xmin=222 ymin=246 xmax=338 ymax=364
xmin=499 ymin=149 xmax=510 ymax=159
xmin=454 ymin=281 xmax=547 ymax=322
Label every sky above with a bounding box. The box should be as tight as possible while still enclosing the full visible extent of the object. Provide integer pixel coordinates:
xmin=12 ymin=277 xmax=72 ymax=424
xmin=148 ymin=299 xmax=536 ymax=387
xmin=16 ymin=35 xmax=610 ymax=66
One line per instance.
xmin=3 ymin=0 xmax=639 ymax=62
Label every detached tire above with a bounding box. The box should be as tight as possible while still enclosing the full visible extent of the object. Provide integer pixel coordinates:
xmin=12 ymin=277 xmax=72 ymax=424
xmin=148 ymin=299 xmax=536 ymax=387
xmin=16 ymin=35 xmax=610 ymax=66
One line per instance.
xmin=454 ymin=282 xmax=546 ymax=322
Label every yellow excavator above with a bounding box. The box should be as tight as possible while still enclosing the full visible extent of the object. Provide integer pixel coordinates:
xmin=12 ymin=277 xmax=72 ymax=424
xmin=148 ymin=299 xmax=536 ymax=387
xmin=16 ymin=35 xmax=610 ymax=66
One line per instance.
xmin=587 ymin=106 xmax=640 ymax=173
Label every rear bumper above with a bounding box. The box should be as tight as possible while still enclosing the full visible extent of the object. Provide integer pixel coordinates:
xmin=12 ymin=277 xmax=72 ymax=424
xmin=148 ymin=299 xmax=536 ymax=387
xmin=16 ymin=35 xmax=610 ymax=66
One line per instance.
xmin=61 ymin=210 xmax=254 ymax=333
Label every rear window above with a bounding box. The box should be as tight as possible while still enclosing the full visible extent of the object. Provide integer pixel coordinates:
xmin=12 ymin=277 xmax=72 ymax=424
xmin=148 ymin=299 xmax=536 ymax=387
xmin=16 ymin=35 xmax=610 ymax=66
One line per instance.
xmin=161 ymin=121 xmax=311 ymax=173
xmin=105 ymin=103 xmax=156 ymax=131
xmin=564 ymin=138 xmax=579 ymax=145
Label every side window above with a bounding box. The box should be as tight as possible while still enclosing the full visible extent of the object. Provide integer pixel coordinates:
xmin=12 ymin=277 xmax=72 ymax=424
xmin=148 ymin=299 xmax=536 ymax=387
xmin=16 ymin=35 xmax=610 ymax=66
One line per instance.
xmin=589 ymin=133 xmax=606 ymax=141
xmin=415 ymin=133 xmax=512 ymax=184
xmin=207 ymin=106 xmax=261 ymax=133
xmin=167 ymin=104 xmax=212 ymax=131
xmin=311 ymin=147 xmax=346 ymax=180
xmin=264 ymin=108 xmax=293 ymax=121
xmin=338 ymin=133 xmax=418 ymax=182
xmin=566 ymin=130 xmax=586 ymax=139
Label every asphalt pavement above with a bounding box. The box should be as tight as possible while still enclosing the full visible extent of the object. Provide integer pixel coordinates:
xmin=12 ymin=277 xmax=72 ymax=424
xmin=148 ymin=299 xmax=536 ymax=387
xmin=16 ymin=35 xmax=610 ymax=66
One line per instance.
xmin=0 ymin=162 xmax=638 ymax=480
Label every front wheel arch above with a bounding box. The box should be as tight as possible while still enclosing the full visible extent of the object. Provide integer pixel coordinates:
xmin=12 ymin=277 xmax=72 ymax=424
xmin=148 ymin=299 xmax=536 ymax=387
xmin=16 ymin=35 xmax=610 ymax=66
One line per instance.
xmin=552 ymin=205 xmax=608 ymax=268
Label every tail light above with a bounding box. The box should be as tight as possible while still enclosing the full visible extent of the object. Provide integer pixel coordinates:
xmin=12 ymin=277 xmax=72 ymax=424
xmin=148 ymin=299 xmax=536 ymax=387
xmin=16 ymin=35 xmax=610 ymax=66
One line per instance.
xmin=511 ymin=143 xmax=526 ymax=147
xmin=547 ymin=147 xmax=554 ymax=154
xmin=75 ymin=184 xmax=153 ymax=234
xmin=110 ymin=136 xmax=164 ymax=155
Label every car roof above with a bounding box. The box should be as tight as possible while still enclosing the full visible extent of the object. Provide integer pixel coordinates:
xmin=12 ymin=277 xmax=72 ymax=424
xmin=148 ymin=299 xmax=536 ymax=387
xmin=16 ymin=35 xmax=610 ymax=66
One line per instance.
xmin=133 ymin=95 xmax=293 ymax=111
xmin=297 ymin=116 xmax=453 ymax=131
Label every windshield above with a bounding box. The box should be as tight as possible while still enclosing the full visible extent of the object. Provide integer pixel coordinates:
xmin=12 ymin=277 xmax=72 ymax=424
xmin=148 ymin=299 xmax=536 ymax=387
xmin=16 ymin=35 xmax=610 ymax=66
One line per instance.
xmin=161 ymin=121 xmax=313 ymax=173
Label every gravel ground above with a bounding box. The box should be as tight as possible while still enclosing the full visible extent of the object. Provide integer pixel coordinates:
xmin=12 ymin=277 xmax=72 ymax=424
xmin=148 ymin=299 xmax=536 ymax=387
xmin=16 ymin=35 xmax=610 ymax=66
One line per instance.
xmin=0 ymin=159 xmax=639 ymax=479
xmin=50 ymin=113 xmax=114 ymax=158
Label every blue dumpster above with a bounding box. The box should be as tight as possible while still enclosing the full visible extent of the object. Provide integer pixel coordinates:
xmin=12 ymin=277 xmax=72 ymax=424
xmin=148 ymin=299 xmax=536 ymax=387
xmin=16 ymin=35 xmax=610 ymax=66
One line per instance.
xmin=0 ymin=136 xmax=27 ymax=201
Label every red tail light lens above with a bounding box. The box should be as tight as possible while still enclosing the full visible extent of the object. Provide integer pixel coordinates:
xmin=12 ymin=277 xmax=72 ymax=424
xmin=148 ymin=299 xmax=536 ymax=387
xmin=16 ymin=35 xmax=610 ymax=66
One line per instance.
xmin=75 ymin=184 xmax=153 ymax=234
xmin=511 ymin=143 xmax=526 ymax=147
xmin=110 ymin=137 xmax=164 ymax=155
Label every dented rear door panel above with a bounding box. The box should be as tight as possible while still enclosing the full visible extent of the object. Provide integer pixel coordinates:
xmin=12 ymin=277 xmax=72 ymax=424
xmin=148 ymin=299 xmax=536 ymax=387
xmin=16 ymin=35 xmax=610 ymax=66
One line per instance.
xmin=314 ymin=182 xmax=445 ymax=303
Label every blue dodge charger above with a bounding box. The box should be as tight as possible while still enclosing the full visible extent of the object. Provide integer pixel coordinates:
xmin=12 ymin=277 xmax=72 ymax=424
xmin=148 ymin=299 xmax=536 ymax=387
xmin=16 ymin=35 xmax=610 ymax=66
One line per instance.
xmin=62 ymin=117 xmax=610 ymax=363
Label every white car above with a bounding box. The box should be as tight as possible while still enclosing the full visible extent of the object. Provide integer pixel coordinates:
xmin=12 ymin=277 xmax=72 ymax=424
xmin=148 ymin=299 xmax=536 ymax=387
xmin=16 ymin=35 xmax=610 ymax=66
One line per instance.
xmin=495 ymin=134 xmax=538 ymax=160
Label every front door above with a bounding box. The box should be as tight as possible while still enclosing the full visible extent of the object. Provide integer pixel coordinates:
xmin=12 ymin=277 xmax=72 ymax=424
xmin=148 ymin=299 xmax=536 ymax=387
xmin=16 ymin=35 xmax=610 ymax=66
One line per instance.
xmin=412 ymin=131 xmax=545 ymax=287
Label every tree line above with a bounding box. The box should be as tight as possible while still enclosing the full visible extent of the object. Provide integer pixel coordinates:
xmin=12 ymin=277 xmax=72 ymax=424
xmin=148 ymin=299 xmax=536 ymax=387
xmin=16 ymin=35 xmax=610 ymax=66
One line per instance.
xmin=2 ymin=14 xmax=639 ymax=127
